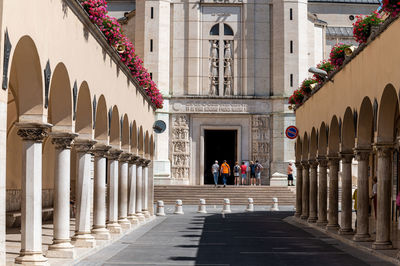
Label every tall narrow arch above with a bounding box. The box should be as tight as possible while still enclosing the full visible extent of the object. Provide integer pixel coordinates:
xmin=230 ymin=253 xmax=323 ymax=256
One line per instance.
xmin=144 ymin=130 xmax=150 ymax=158
xmin=109 ymin=105 xmax=120 ymax=146
xmin=328 ymin=116 xmax=340 ymax=156
xmin=341 ymin=107 xmax=355 ymax=153
xmin=302 ymin=132 xmax=309 ymax=162
xmin=309 ymin=128 xmax=318 ymax=160
xmin=318 ymin=122 xmax=328 ymax=157
xmin=138 ymin=126 xmax=144 ymax=156
xmin=377 ymin=84 xmax=399 ymax=143
xmin=121 ymin=114 xmax=130 ymax=151
xmin=75 ymin=81 xmax=92 ymax=136
xmin=94 ymin=95 xmax=108 ymax=142
xmin=131 ymin=120 xmax=138 ymax=154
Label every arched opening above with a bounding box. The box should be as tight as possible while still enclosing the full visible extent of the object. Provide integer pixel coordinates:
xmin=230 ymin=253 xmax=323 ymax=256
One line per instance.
xmin=131 ymin=121 xmax=138 ymax=155
xmin=377 ymin=84 xmax=398 ymax=144
xmin=295 ymin=137 xmax=302 ymax=163
xmin=75 ymin=81 xmax=93 ymax=137
xmin=318 ymin=122 xmax=328 ymax=157
xmin=224 ymin=23 xmax=234 ymax=36
xmin=302 ymin=132 xmax=309 ymax=162
xmin=138 ymin=126 xmax=144 ymax=156
xmin=357 ymin=97 xmax=374 ymax=148
xmin=48 ymin=63 xmax=72 ymax=132
xmin=210 ymin=24 xmax=219 ymax=36
xmin=328 ymin=116 xmax=340 ymax=157
xmin=144 ymin=130 xmax=150 ymax=158
xmin=109 ymin=106 xmax=120 ymax=147
xmin=341 ymin=107 xmax=355 ymax=153
xmin=309 ymin=128 xmax=318 ymax=160
xmin=150 ymin=134 xmax=154 ymax=160
xmin=94 ymin=95 xmax=108 ymax=142
xmin=121 ymin=114 xmax=130 ymax=151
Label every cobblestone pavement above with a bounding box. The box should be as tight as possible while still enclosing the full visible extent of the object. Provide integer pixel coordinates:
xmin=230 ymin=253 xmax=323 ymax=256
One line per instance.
xmin=77 ymin=206 xmax=393 ymax=266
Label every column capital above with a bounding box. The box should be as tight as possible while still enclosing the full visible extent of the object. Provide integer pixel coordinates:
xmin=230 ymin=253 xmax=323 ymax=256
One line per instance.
xmin=137 ymin=158 xmax=147 ymax=167
xmin=50 ymin=132 xmax=78 ymax=150
xmin=294 ymin=162 xmax=303 ymax=169
xmin=74 ymin=138 xmax=97 ymax=153
xmin=308 ymin=160 xmax=318 ymax=168
xmin=300 ymin=160 xmax=309 ymax=169
xmin=129 ymin=155 xmax=140 ymax=164
xmin=119 ymin=152 xmax=132 ymax=162
xmin=327 ymin=156 xmax=340 ymax=167
xmin=107 ymin=148 xmax=122 ymax=160
xmin=92 ymin=144 xmax=112 ymax=157
xmin=340 ymin=153 xmax=354 ymax=164
xmin=144 ymin=159 xmax=152 ymax=166
xmin=316 ymin=156 xmax=328 ymax=167
xmin=15 ymin=122 xmax=52 ymax=142
xmin=373 ymin=143 xmax=394 ymax=158
xmin=353 ymin=148 xmax=371 ymax=161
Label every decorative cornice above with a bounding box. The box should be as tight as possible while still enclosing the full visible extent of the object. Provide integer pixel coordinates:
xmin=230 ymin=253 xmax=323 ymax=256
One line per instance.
xmin=92 ymin=144 xmax=112 ymax=157
xmin=129 ymin=155 xmax=140 ymax=164
xmin=373 ymin=143 xmax=394 ymax=158
xmin=340 ymin=152 xmax=354 ymax=164
xmin=107 ymin=148 xmax=123 ymax=160
xmin=50 ymin=132 xmax=78 ymax=150
xmin=15 ymin=123 xmax=52 ymax=142
xmin=119 ymin=152 xmax=132 ymax=162
xmin=353 ymin=148 xmax=371 ymax=161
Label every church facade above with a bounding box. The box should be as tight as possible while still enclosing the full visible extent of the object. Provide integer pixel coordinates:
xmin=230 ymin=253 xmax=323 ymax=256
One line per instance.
xmin=115 ymin=0 xmax=378 ymax=185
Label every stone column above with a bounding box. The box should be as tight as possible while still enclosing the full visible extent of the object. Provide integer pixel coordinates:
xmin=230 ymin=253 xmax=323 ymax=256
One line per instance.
xmin=307 ymin=160 xmax=318 ymax=223
xmin=326 ymin=156 xmax=340 ymax=231
xmin=142 ymin=160 xmax=151 ymax=219
xmin=136 ymin=159 xmax=145 ymax=222
xmin=294 ymin=162 xmax=303 ymax=218
xmin=72 ymin=139 xmax=97 ymax=248
xmin=353 ymin=149 xmax=371 ymax=242
xmin=118 ymin=153 xmax=131 ymax=230
xmin=316 ymin=157 xmax=328 ymax=226
xmin=47 ymin=132 xmax=78 ymax=258
xmin=373 ymin=144 xmax=393 ymax=249
xmin=339 ymin=153 xmax=354 ymax=235
xmin=128 ymin=156 xmax=139 ymax=224
xmin=107 ymin=149 xmax=123 ymax=234
xmin=15 ymin=123 xmax=51 ymax=265
xmin=301 ymin=161 xmax=309 ymax=220
xmin=91 ymin=144 xmax=111 ymax=240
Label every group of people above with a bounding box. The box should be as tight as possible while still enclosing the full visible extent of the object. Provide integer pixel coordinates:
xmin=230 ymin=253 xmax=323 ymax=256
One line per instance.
xmin=211 ymin=160 xmax=263 ymax=187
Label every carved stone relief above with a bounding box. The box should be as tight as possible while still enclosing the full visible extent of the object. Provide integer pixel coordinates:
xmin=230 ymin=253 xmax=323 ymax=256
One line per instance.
xmin=251 ymin=115 xmax=271 ymax=177
xmin=171 ymin=114 xmax=190 ymax=179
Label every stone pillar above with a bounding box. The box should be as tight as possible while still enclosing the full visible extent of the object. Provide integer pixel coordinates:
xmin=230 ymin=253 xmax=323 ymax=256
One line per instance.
xmin=353 ymin=149 xmax=371 ymax=242
xmin=91 ymin=144 xmax=111 ymax=240
xmin=15 ymin=123 xmax=51 ymax=265
xmin=107 ymin=149 xmax=123 ymax=234
xmin=339 ymin=153 xmax=354 ymax=235
xmin=316 ymin=157 xmax=328 ymax=226
xmin=128 ymin=156 xmax=139 ymax=224
xmin=142 ymin=160 xmax=151 ymax=219
xmin=294 ymin=162 xmax=303 ymax=217
xmin=373 ymin=144 xmax=393 ymax=249
xmin=118 ymin=153 xmax=131 ymax=230
xmin=326 ymin=156 xmax=340 ymax=231
xmin=72 ymin=139 xmax=97 ymax=248
xmin=307 ymin=160 xmax=318 ymax=223
xmin=47 ymin=133 xmax=78 ymax=258
xmin=136 ymin=159 xmax=145 ymax=222
xmin=301 ymin=161 xmax=309 ymax=220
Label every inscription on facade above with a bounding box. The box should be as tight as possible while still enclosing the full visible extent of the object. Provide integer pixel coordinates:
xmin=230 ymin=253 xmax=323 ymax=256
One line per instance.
xmin=171 ymin=115 xmax=190 ymax=180
xmin=173 ymin=103 xmax=248 ymax=113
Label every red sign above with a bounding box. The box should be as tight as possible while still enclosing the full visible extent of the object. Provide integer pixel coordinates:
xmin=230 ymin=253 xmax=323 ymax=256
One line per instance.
xmin=285 ymin=126 xmax=298 ymax=139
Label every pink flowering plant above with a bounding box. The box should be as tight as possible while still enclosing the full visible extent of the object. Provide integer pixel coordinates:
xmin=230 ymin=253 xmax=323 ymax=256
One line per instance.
xmin=299 ymin=78 xmax=318 ymax=95
xmin=352 ymin=12 xmax=383 ymax=44
xmin=382 ymin=0 xmax=400 ymax=17
xmin=314 ymin=60 xmax=335 ymax=84
xmin=80 ymin=0 xmax=164 ymax=108
xmin=288 ymin=90 xmax=305 ymax=105
xmin=329 ymin=43 xmax=351 ymax=68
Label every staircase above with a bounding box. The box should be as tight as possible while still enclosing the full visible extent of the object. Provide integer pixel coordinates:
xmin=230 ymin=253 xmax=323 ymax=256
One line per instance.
xmin=154 ymin=185 xmax=296 ymax=206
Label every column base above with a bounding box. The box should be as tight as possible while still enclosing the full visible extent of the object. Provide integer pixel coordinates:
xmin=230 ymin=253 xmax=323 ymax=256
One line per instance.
xmin=128 ymin=214 xmax=140 ymax=225
xmin=118 ymin=218 xmax=132 ymax=230
xmin=353 ymin=233 xmax=371 ymax=242
xmin=339 ymin=228 xmax=354 ymax=235
xmin=316 ymin=220 xmax=328 ymax=226
xmin=142 ymin=210 xmax=151 ymax=219
xmin=92 ymin=227 xmax=111 ymax=240
xmin=325 ymin=224 xmax=340 ymax=232
xmin=300 ymin=215 xmax=308 ymax=220
xmin=372 ymin=241 xmax=393 ymax=250
xmin=294 ymin=212 xmax=301 ymax=218
xmin=47 ymin=241 xmax=76 ymax=258
xmin=107 ymin=222 xmax=123 ymax=234
xmin=307 ymin=216 xmax=317 ymax=223
xmin=15 ymin=251 xmax=48 ymax=265
xmin=135 ymin=213 xmax=146 ymax=223
xmin=71 ymin=233 xmax=96 ymax=248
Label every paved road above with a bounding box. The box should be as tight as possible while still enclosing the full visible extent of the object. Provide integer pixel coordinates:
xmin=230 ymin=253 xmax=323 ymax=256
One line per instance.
xmin=78 ymin=206 xmax=393 ymax=266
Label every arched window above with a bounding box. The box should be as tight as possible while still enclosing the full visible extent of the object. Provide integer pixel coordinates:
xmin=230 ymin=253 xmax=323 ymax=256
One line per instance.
xmin=209 ymin=23 xmax=234 ymax=96
xmin=224 ymin=24 xmax=234 ymax=36
xmin=210 ymin=24 xmax=219 ymax=36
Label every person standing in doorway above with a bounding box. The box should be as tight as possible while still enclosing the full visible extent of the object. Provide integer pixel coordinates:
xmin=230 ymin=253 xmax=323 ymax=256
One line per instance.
xmin=287 ymin=163 xmax=294 ymax=186
xmin=255 ymin=160 xmax=263 ymax=186
xmin=249 ymin=161 xmax=256 ymax=186
xmin=211 ymin=160 xmax=220 ymax=188
xmin=240 ymin=161 xmax=247 ymax=185
xmin=371 ymin=178 xmax=377 ymax=220
xmin=234 ymin=162 xmax=241 ymax=186
xmin=220 ymin=160 xmax=231 ymax=188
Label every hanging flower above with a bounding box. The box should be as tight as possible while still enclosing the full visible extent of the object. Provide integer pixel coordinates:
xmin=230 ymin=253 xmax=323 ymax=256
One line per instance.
xmin=382 ymin=0 xmax=400 ymax=17
xmin=329 ymin=43 xmax=351 ymax=68
xmin=314 ymin=60 xmax=335 ymax=84
xmin=80 ymin=0 xmax=164 ymax=109
xmin=299 ymin=78 xmax=318 ymax=95
xmin=352 ymin=12 xmax=384 ymax=44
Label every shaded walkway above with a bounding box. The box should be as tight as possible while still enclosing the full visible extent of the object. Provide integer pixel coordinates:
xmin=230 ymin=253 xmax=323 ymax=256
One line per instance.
xmin=78 ymin=207 xmax=393 ymax=265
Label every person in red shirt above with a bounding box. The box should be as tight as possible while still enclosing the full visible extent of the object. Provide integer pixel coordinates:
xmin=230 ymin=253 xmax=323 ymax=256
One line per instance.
xmin=240 ymin=161 xmax=247 ymax=185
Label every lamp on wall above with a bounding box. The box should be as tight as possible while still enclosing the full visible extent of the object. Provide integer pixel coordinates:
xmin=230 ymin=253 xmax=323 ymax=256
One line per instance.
xmin=344 ymin=46 xmax=356 ymax=57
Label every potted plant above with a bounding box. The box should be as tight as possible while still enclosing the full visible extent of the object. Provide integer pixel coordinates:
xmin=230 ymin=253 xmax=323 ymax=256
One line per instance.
xmin=382 ymin=0 xmax=400 ymax=17
xmin=352 ymin=11 xmax=383 ymax=44
xmin=299 ymin=78 xmax=318 ymax=95
xmin=329 ymin=43 xmax=351 ymax=68
xmin=314 ymin=60 xmax=335 ymax=84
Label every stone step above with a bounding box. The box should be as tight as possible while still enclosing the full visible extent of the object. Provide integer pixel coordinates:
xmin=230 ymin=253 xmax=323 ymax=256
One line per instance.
xmin=154 ymin=185 xmax=296 ymax=205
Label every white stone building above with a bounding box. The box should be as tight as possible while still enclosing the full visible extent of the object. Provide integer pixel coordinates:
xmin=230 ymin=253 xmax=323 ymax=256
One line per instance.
xmin=111 ymin=0 xmax=378 ymax=185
